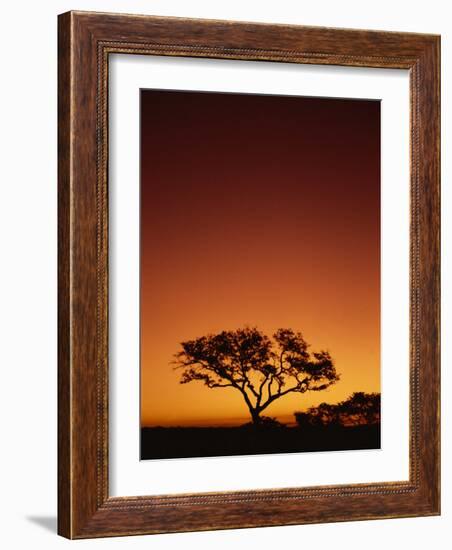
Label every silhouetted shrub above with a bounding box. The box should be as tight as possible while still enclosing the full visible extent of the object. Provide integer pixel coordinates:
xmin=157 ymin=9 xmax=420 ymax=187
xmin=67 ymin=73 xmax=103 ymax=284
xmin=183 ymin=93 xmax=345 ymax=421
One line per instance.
xmin=294 ymin=392 xmax=380 ymax=428
xmin=239 ymin=416 xmax=286 ymax=430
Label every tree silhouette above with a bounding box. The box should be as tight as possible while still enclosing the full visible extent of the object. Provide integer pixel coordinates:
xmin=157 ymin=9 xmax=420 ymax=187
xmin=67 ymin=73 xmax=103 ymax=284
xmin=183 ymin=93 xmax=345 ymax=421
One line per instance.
xmin=174 ymin=327 xmax=340 ymax=426
xmin=294 ymin=403 xmax=339 ymax=428
xmin=294 ymin=392 xmax=380 ymax=428
xmin=338 ymin=392 xmax=380 ymax=426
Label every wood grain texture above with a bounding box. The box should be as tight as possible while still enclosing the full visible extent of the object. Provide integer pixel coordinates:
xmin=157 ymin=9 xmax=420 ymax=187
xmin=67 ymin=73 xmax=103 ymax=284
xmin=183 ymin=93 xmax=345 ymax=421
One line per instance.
xmin=57 ymin=10 xmax=72 ymax=538
xmin=57 ymin=11 xmax=440 ymax=539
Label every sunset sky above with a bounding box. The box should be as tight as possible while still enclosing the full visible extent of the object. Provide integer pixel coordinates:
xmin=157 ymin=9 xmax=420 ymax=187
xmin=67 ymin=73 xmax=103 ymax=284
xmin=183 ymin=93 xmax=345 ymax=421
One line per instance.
xmin=140 ymin=90 xmax=380 ymax=427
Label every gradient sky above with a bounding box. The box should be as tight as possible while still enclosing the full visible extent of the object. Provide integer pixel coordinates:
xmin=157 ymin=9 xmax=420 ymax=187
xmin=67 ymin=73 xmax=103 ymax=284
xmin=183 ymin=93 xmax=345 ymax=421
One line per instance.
xmin=140 ymin=90 xmax=380 ymax=427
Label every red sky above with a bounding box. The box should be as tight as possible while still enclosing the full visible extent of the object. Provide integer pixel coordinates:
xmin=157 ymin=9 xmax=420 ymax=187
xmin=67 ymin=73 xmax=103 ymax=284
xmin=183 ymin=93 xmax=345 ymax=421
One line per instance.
xmin=140 ymin=90 xmax=380 ymax=427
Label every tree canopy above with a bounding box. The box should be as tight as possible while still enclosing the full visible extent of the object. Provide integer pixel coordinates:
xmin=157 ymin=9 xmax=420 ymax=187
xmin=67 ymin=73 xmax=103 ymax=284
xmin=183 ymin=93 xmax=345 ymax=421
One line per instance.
xmin=174 ymin=327 xmax=340 ymax=425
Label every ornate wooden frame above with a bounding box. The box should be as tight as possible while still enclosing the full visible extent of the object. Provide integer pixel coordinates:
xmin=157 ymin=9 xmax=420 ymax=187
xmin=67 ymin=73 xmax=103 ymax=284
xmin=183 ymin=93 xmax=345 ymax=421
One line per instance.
xmin=58 ymin=11 xmax=440 ymax=539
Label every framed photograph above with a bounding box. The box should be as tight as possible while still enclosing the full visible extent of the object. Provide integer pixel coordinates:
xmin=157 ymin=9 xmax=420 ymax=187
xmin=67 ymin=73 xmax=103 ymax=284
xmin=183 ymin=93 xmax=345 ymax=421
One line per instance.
xmin=58 ymin=11 xmax=440 ymax=538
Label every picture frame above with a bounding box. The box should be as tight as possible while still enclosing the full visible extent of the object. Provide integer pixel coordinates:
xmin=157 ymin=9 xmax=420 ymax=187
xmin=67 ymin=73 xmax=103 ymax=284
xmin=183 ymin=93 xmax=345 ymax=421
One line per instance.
xmin=58 ymin=10 xmax=440 ymax=539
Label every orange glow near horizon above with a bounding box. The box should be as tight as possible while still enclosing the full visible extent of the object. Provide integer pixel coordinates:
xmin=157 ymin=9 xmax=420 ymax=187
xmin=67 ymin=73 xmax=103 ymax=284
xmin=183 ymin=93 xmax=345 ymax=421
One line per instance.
xmin=140 ymin=90 xmax=380 ymax=427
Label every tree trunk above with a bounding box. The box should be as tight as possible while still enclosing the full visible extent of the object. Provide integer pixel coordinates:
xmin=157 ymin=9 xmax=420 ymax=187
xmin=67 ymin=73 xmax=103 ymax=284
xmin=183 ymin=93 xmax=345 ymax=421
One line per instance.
xmin=250 ymin=408 xmax=262 ymax=426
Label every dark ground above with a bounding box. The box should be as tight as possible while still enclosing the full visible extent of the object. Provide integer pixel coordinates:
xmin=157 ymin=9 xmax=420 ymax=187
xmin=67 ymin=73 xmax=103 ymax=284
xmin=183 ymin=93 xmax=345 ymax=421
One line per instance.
xmin=140 ymin=424 xmax=381 ymax=460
